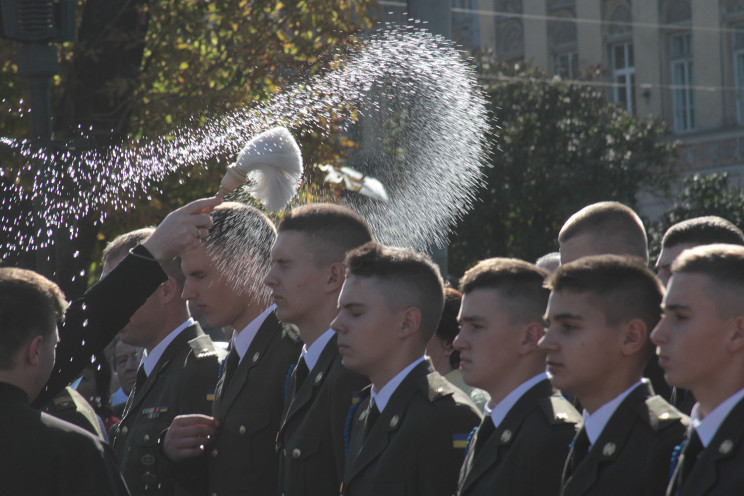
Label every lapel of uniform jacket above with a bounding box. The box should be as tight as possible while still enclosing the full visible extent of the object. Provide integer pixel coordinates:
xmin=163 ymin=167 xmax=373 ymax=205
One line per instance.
xmin=344 ymin=360 xmax=431 ymax=486
xmin=563 ymin=382 xmax=650 ymax=496
xmin=121 ymin=324 xmax=201 ymax=422
xmin=280 ymin=334 xmax=338 ymax=428
xmin=460 ymin=379 xmax=553 ymax=494
xmin=677 ymin=397 xmax=744 ymax=496
xmin=213 ymin=312 xmax=277 ymax=419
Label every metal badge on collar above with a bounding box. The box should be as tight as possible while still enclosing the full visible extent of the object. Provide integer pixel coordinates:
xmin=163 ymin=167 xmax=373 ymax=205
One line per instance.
xmin=602 ymin=442 xmax=616 ymax=457
xmin=500 ymin=430 xmax=512 ymax=443
xmin=719 ymin=439 xmax=734 ymax=455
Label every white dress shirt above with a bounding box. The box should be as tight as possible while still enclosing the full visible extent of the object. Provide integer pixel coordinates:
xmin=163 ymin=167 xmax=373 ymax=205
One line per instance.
xmin=690 ymin=386 xmax=744 ymax=447
xmin=370 ymin=356 xmax=427 ymax=412
xmin=483 ymin=372 xmax=547 ymax=428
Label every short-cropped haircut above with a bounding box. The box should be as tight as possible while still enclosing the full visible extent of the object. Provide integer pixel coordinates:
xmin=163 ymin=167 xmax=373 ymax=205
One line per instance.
xmin=559 ymin=201 xmax=648 ymax=261
xmin=661 ymin=216 xmax=744 ymax=250
xmin=673 ymin=243 xmax=744 ymax=317
xmin=460 ymin=258 xmax=549 ymax=324
xmin=0 ymin=268 xmax=67 ymax=369
xmin=103 ymin=228 xmax=186 ymax=288
xmin=546 ymin=254 xmax=663 ymax=332
xmin=344 ymin=242 xmax=444 ymax=341
xmin=278 ymin=203 xmax=373 ymax=266
xmin=205 ymin=202 xmax=277 ymax=301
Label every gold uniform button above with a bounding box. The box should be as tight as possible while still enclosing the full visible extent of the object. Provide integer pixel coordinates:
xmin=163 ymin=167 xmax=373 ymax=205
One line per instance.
xmin=292 ymin=448 xmax=302 ymax=459
xmin=239 ymin=425 xmax=246 ymax=435
xmin=719 ymin=439 xmax=734 ymax=455
xmin=603 ymin=442 xmax=616 ymax=457
xmin=314 ymin=372 xmax=324 ymax=385
xmin=211 ymin=448 xmax=218 ymax=457
xmin=143 ymin=434 xmax=150 ymax=442
xmin=390 ymin=416 xmax=400 ymax=429
xmin=121 ymin=426 xmax=128 ymax=436
xmin=252 ymin=352 xmax=260 ymax=363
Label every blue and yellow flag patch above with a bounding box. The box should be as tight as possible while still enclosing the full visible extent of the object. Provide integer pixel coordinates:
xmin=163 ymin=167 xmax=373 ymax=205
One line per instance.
xmin=453 ymin=433 xmax=469 ymax=449
xmin=351 ymin=391 xmax=361 ymax=405
xmin=142 ymin=406 xmax=168 ymax=419
xmin=206 ymin=388 xmax=215 ymax=402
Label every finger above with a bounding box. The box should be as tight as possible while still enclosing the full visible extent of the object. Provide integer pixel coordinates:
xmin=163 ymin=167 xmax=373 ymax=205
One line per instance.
xmin=180 ymin=197 xmax=223 ymax=215
xmin=172 ymin=414 xmax=218 ymax=428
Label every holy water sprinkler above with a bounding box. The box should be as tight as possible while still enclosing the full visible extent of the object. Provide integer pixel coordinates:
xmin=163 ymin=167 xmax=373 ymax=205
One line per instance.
xmin=217 ymin=126 xmax=303 ymax=211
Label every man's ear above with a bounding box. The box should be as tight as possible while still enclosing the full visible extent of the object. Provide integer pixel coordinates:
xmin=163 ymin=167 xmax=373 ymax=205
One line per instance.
xmin=519 ymin=322 xmax=545 ymax=354
xmin=326 ymin=262 xmax=346 ymax=293
xmin=26 ymin=335 xmax=45 ymax=367
xmin=398 ymin=307 xmax=422 ymax=339
xmin=727 ymin=314 xmax=744 ymax=353
xmin=620 ymin=319 xmax=648 ymax=356
xmin=159 ymin=278 xmax=179 ymax=303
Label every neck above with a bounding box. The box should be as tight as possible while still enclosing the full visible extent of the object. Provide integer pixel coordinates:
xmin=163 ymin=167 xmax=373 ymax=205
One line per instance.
xmin=485 ymin=363 xmax=543 ymax=406
xmin=297 ymin=304 xmax=338 ymax=347
xmin=144 ymin=306 xmax=191 ymax=354
xmin=692 ymin=379 xmax=744 ymax=419
xmin=370 ymin=349 xmax=423 ymax=392
xmin=580 ymin=373 xmax=641 ymax=415
xmin=233 ymin=302 xmax=265 ymax=334
xmin=0 ymin=371 xmax=33 ymax=402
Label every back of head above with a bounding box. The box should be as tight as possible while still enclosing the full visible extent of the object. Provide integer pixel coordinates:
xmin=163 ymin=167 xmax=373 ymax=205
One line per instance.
xmin=547 ymin=255 xmax=664 ymax=334
xmin=673 ymin=244 xmax=744 ymax=317
xmin=535 ymin=252 xmax=560 ymax=273
xmin=103 ymin=227 xmax=185 ymax=287
xmin=559 ymin=201 xmax=648 ymax=262
xmin=661 ymin=216 xmax=744 ymax=250
xmin=205 ymin=202 xmax=277 ymax=301
xmin=0 ymin=268 xmax=66 ymax=369
xmin=278 ymin=203 xmax=373 ymax=265
xmin=345 ymin=242 xmax=445 ymax=341
xmin=460 ymin=257 xmax=549 ymax=325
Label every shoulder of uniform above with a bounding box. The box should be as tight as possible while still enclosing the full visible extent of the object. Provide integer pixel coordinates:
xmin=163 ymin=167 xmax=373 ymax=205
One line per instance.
xmin=188 ymin=334 xmax=220 ymax=359
xmin=538 ymin=394 xmax=582 ymax=425
xmin=420 ymin=372 xmax=460 ymax=403
xmin=640 ymin=395 xmax=689 ymax=431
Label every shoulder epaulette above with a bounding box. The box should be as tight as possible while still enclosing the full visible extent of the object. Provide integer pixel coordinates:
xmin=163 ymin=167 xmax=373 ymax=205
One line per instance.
xmin=641 ymin=395 xmax=689 ymax=431
xmin=539 ymin=394 xmax=583 ymax=425
xmin=422 ymin=373 xmax=456 ymax=403
xmin=188 ymin=335 xmax=218 ymax=359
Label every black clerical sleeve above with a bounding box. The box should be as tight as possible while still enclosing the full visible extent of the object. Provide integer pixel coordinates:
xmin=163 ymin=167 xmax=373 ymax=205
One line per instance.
xmin=33 ymin=245 xmax=168 ymax=408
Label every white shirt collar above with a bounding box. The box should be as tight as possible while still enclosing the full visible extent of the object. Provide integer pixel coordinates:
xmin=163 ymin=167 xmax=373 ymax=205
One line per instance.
xmin=691 ymin=386 xmax=744 ymax=447
xmin=582 ymin=380 xmax=644 ymax=445
xmin=232 ymin=304 xmax=276 ymax=364
xmin=483 ymin=373 xmax=547 ymax=429
xmin=142 ymin=318 xmax=195 ymax=376
xmin=371 ymin=356 xmax=426 ymax=412
xmin=301 ymin=328 xmax=335 ymax=372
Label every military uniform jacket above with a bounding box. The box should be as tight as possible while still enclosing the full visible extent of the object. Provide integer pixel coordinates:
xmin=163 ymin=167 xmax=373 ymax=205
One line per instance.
xmin=183 ymin=311 xmax=301 ymax=496
xmin=277 ymin=334 xmax=369 ymax=496
xmin=343 ymin=360 xmax=481 ymax=496
xmin=667 ymin=396 xmax=744 ymax=496
xmin=457 ymin=379 xmax=582 ymax=496
xmin=0 ymin=381 xmax=130 ymax=496
xmin=35 ymin=245 xmax=168 ymax=408
xmin=561 ymin=381 xmax=688 ymax=496
xmin=111 ymin=323 xmax=224 ymax=496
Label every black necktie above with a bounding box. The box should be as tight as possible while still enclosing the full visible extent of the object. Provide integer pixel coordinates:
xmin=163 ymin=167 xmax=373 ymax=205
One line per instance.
xmin=567 ymin=429 xmax=590 ymax=477
xmin=135 ymin=366 xmax=147 ymax=391
xmin=364 ymin=399 xmax=380 ymax=439
xmin=474 ymin=415 xmax=495 ymax=455
xmin=677 ymin=429 xmax=703 ymax=490
xmin=222 ymin=347 xmax=240 ymax=388
xmin=294 ymin=355 xmax=310 ymax=393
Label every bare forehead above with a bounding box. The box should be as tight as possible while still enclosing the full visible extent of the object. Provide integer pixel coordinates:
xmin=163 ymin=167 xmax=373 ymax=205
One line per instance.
xmin=181 ymin=244 xmax=212 ymax=270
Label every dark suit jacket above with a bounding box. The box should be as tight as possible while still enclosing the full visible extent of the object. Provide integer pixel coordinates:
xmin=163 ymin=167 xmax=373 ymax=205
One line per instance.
xmin=457 ymin=378 xmax=582 ymax=496
xmin=201 ymin=311 xmax=302 ymax=496
xmin=667 ymin=395 xmax=744 ymax=496
xmin=343 ymin=360 xmax=481 ymax=496
xmin=277 ymin=334 xmax=369 ymax=496
xmin=111 ymin=323 xmax=224 ymax=496
xmin=0 ymin=381 xmax=130 ymax=496
xmin=561 ymin=381 xmax=688 ymax=496
xmin=35 ymin=245 xmax=168 ymax=408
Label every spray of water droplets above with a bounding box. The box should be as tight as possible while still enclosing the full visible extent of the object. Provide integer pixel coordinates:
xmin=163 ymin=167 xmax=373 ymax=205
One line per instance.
xmin=1 ymin=26 xmax=490 ymax=286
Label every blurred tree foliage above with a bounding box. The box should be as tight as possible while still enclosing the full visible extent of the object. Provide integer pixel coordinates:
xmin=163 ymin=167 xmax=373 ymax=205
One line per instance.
xmin=0 ymin=0 xmax=374 ymax=294
xmin=647 ymin=173 xmax=744 ymax=262
xmin=448 ymin=62 xmax=679 ymax=276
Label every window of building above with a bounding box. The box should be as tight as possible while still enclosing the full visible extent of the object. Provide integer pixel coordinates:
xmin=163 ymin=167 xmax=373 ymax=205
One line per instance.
xmin=670 ymin=32 xmax=695 ymax=132
xmin=553 ymin=52 xmax=578 ymax=78
xmin=609 ymin=42 xmax=635 ymax=114
xmin=734 ymin=25 xmax=744 ymax=125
